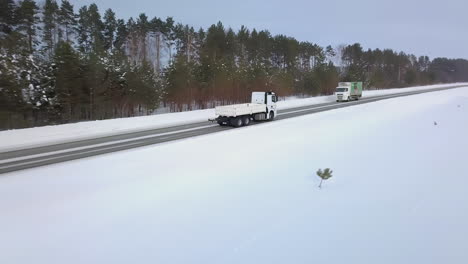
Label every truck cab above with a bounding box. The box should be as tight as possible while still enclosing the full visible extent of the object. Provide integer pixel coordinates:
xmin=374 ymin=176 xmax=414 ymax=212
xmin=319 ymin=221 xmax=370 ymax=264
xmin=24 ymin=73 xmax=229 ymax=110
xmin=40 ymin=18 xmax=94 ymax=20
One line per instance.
xmin=335 ymin=86 xmax=350 ymax=101
xmin=251 ymin=91 xmax=278 ymax=120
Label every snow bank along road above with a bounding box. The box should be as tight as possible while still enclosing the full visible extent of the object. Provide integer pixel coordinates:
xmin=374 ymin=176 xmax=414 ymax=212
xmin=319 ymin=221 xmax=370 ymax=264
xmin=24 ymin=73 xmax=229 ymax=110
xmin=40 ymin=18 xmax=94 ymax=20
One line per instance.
xmin=0 ymin=84 xmax=465 ymax=174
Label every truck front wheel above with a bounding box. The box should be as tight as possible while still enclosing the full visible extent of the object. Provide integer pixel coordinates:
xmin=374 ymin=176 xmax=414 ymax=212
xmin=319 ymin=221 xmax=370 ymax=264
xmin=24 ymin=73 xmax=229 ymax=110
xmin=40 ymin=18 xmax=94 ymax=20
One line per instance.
xmin=268 ymin=111 xmax=275 ymax=121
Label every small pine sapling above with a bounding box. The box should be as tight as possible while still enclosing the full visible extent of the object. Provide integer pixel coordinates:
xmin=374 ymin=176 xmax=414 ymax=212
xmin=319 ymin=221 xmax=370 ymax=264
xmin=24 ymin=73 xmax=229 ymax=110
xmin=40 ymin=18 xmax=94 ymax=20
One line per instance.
xmin=316 ymin=168 xmax=333 ymax=189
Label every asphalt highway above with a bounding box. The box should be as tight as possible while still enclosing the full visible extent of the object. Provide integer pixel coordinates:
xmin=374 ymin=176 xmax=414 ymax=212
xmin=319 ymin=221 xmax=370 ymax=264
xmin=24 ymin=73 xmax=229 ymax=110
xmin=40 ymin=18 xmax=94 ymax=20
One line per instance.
xmin=0 ymin=85 xmax=463 ymax=174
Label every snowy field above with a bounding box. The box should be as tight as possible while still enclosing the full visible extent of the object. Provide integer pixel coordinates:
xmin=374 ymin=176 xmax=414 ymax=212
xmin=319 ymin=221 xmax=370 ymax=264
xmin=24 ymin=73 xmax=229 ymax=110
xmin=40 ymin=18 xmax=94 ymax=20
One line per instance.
xmin=1 ymin=86 xmax=468 ymax=264
xmin=0 ymin=83 xmax=466 ymax=152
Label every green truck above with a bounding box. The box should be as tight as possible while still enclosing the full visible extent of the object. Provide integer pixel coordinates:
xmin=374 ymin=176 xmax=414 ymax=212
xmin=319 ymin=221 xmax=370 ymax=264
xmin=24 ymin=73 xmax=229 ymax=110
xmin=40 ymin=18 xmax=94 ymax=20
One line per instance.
xmin=335 ymin=82 xmax=363 ymax=102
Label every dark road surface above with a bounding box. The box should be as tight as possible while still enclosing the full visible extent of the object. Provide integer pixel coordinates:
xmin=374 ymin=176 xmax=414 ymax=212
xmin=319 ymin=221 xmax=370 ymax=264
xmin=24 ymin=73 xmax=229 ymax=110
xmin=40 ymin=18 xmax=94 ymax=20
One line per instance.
xmin=0 ymin=85 xmax=464 ymax=174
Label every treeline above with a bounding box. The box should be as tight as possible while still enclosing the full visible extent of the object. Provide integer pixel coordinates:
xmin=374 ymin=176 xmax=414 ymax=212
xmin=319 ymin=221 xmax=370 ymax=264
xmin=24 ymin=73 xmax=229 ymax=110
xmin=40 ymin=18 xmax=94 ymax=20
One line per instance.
xmin=1 ymin=0 xmax=467 ymax=129
xmin=339 ymin=44 xmax=468 ymax=88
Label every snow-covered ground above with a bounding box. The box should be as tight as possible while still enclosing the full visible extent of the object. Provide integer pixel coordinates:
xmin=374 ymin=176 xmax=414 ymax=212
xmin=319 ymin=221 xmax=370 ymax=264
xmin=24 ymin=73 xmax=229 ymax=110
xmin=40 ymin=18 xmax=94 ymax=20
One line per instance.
xmin=1 ymin=86 xmax=468 ymax=264
xmin=0 ymin=83 xmax=466 ymax=152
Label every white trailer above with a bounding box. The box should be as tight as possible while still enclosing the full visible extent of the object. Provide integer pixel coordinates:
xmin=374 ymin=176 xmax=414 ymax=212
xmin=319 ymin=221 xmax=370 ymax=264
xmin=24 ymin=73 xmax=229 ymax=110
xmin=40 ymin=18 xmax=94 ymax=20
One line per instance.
xmin=210 ymin=92 xmax=278 ymax=127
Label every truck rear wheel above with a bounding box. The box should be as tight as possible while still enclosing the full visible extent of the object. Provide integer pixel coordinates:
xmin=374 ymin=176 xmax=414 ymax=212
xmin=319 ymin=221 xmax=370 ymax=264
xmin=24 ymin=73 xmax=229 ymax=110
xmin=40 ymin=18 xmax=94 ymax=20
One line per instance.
xmin=242 ymin=116 xmax=250 ymax=126
xmin=230 ymin=117 xmax=243 ymax=127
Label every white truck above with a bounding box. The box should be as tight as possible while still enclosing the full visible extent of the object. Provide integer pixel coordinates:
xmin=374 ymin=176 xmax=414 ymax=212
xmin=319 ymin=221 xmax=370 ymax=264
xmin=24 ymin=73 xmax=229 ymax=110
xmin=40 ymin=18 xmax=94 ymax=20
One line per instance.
xmin=210 ymin=91 xmax=278 ymax=127
xmin=335 ymin=82 xmax=363 ymax=102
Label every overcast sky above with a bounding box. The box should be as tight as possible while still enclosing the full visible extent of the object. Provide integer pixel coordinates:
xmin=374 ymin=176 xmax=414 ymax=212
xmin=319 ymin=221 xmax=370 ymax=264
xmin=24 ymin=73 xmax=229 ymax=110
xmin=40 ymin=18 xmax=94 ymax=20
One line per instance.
xmin=70 ymin=0 xmax=468 ymax=59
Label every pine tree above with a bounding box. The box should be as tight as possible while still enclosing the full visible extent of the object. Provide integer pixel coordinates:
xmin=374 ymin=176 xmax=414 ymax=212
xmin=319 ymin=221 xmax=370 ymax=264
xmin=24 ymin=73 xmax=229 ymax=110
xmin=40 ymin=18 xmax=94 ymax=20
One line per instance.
xmin=77 ymin=4 xmax=104 ymax=54
xmin=325 ymin=45 xmax=336 ymax=63
xmin=127 ymin=61 xmax=162 ymax=114
xmin=53 ymin=41 xmax=83 ymax=122
xmin=114 ymin=19 xmax=127 ymax=52
xmin=0 ymin=0 xmax=16 ymax=35
xmin=103 ymin=8 xmax=117 ymax=51
xmin=173 ymin=24 xmax=196 ymax=64
xmin=237 ymin=26 xmax=249 ymax=65
xmin=77 ymin=5 xmax=89 ymax=53
xmin=58 ymin=0 xmax=76 ymax=43
xmin=42 ymin=0 xmax=59 ymax=58
xmin=164 ymin=17 xmax=175 ymax=62
xmin=316 ymin=168 xmax=333 ymax=189
xmin=0 ymin=0 xmax=22 ymax=53
xmin=0 ymin=1 xmax=25 ymax=128
xmin=16 ymin=0 xmax=40 ymax=54
xmin=87 ymin=4 xmax=104 ymax=54
xmin=137 ymin=13 xmax=148 ymax=62
xmin=194 ymin=27 xmax=205 ymax=61
xmin=0 ymin=51 xmax=24 ymax=128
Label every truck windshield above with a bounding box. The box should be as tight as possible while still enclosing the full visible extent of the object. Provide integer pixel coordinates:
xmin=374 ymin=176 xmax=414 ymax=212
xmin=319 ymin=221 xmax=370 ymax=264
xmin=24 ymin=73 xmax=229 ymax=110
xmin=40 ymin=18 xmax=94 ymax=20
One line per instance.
xmin=336 ymin=88 xmax=348 ymax=92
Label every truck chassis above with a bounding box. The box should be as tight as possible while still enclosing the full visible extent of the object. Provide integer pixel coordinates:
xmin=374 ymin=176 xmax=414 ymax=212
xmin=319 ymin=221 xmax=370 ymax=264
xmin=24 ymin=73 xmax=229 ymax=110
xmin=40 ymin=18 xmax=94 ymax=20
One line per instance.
xmin=210 ymin=111 xmax=275 ymax=127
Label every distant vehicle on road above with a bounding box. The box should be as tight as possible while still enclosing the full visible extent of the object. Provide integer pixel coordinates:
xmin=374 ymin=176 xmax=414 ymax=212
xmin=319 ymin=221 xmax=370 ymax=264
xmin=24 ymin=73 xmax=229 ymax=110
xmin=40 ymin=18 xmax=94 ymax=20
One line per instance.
xmin=335 ymin=82 xmax=363 ymax=102
xmin=210 ymin=92 xmax=278 ymax=127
